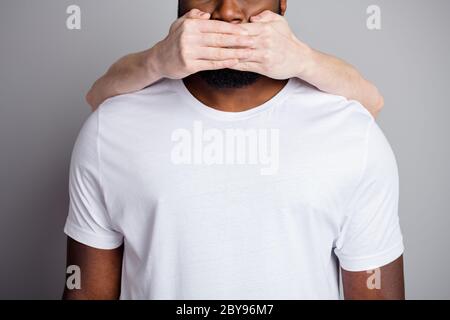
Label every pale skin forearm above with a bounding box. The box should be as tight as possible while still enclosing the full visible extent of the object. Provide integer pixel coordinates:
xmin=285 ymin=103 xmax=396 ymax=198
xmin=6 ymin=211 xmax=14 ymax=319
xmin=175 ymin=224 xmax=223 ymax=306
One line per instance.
xmin=86 ymin=48 xmax=160 ymax=110
xmin=86 ymin=10 xmax=384 ymax=117
xmin=87 ymin=46 xmax=383 ymax=116
xmin=301 ymin=49 xmax=384 ymax=118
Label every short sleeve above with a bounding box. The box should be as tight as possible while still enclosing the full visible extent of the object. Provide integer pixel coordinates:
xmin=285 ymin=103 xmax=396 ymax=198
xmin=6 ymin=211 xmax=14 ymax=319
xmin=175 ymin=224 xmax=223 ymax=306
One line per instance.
xmin=64 ymin=111 xmax=123 ymax=250
xmin=334 ymin=120 xmax=404 ymax=272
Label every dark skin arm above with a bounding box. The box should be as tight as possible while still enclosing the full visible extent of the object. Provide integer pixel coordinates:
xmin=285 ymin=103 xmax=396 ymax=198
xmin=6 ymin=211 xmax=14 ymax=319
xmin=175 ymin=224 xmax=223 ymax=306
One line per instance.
xmin=62 ymin=237 xmax=123 ymax=300
xmin=342 ymin=255 xmax=405 ymax=300
xmin=63 ymin=237 xmax=404 ymax=299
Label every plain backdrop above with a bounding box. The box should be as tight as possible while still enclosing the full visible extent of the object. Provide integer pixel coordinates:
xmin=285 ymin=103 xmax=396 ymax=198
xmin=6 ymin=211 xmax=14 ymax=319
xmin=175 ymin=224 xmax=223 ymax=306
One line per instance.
xmin=0 ymin=0 xmax=449 ymax=299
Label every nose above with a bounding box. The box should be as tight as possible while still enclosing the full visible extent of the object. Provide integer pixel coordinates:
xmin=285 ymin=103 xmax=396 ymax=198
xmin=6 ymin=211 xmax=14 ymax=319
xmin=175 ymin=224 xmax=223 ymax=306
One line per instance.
xmin=211 ymin=0 xmax=246 ymax=24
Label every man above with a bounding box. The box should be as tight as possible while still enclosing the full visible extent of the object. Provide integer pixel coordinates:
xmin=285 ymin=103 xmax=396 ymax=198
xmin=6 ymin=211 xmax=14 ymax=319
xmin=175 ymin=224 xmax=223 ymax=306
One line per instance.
xmin=63 ymin=0 xmax=404 ymax=300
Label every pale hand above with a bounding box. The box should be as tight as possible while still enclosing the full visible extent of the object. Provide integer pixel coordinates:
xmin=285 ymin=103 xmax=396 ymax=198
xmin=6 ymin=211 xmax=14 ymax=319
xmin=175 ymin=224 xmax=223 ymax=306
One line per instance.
xmin=232 ymin=10 xmax=313 ymax=80
xmin=151 ymin=9 xmax=254 ymax=80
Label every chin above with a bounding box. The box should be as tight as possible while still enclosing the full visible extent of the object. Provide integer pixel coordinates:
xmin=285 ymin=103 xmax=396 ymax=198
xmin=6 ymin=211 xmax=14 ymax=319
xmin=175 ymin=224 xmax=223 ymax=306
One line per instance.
xmin=198 ymin=69 xmax=261 ymax=89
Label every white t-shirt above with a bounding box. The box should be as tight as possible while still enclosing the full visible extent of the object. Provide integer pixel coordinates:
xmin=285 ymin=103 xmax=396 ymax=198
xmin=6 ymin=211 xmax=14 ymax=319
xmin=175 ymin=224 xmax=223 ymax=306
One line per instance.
xmin=64 ymin=78 xmax=404 ymax=299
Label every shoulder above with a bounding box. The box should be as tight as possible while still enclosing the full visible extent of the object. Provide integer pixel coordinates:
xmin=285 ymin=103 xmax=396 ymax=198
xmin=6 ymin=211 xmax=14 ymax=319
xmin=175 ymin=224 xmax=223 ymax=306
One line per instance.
xmin=73 ymin=79 xmax=176 ymax=153
xmin=96 ymin=78 xmax=179 ymax=119
xmin=282 ymin=78 xmax=376 ymax=149
xmin=286 ymin=78 xmax=375 ymax=126
xmin=283 ymin=79 xmax=398 ymax=184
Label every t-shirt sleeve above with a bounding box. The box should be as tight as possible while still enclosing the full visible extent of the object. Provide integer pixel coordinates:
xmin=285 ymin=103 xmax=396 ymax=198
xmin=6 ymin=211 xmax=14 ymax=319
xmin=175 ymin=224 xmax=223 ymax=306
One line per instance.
xmin=63 ymin=111 xmax=123 ymax=250
xmin=334 ymin=119 xmax=404 ymax=272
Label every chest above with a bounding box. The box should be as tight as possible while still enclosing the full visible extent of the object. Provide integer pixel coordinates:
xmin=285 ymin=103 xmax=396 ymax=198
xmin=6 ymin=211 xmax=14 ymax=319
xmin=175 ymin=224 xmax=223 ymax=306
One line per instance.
xmin=102 ymin=125 xmax=359 ymax=221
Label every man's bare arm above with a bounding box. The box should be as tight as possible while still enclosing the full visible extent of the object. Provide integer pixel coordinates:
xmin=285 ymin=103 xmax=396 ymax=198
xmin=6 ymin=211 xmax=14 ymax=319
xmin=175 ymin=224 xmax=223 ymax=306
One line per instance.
xmin=62 ymin=237 xmax=123 ymax=300
xmin=342 ymin=255 xmax=405 ymax=300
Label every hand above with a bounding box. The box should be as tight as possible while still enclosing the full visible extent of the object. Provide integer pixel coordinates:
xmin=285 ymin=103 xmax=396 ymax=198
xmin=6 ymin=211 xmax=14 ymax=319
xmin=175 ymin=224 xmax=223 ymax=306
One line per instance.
xmin=151 ymin=9 xmax=253 ymax=80
xmin=231 ymin=10 xmax=314 ymax=80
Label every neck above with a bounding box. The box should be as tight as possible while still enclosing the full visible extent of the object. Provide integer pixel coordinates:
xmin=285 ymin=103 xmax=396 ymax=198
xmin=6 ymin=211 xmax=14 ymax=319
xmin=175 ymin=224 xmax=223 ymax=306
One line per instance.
xmin=183 ymin=74 xmax=289 ymax=112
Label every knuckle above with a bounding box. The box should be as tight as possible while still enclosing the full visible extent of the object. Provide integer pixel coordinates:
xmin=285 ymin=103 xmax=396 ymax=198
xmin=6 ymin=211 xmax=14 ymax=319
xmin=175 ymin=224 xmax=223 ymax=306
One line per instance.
xmin=179 ymin=34 xmax=191 ymax=48
xmin=262 ymin=52 xmax=271 ymax=62
xmin=241 ymin=49 xmax=251 ymax=58
xmin=182 ymin=19 xmax=195 ymax=31
xmin=216 ymin=34 xmax=226 ymax=46
xmin=189 ymin=8 xmax=200 ymax=15
xmin=216 ymin=49 xmax=226 ymax=60
xmin=185 ymin=63 xmax=196 ymax=73
xmin=240 ymin=62 xmax=250 ymax=70
xmin=237 ymin=36 xmax=248 ymax=46
xmin=182 ymin=59 xmax=191 ymax=71
xmin=179 ymin=46 xmax=191 ymax=62
xmin=179 ymin=22 xmax=188 ymax=33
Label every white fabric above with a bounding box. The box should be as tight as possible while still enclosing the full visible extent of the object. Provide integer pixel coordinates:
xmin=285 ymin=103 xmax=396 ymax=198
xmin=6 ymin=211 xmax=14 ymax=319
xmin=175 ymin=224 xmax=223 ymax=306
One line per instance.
xmin=64 ymin=78 xmax=403 ymax=299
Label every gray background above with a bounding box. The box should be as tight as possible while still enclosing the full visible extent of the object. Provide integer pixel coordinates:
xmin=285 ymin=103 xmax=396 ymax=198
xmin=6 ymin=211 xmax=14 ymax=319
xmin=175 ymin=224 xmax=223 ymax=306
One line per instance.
xmin=0 ymin=0 xmax=449 ymax=299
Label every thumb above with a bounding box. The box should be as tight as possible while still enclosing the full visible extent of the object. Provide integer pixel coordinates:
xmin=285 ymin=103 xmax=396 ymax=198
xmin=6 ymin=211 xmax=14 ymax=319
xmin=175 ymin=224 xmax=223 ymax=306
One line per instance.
xmin=170 ymin=9 xmax=210 ymax=33
xmin=250 ymin=10 xmax=281 ymax=23
xmin=185 ymin=8 xmax=211 ymax=20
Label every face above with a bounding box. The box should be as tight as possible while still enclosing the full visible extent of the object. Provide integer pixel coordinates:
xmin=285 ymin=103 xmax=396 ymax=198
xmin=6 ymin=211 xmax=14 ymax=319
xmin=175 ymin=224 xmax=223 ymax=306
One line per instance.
xmin=179 ymin=0 xmax=286 ymax=89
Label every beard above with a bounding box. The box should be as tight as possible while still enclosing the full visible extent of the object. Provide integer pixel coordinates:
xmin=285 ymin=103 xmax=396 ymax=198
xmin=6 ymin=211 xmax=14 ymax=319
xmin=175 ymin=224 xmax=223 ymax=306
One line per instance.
xmin=197 ymin=69 xmax=261 ymax=89
xmin=178 ymin=2 xmax=282 ymax=89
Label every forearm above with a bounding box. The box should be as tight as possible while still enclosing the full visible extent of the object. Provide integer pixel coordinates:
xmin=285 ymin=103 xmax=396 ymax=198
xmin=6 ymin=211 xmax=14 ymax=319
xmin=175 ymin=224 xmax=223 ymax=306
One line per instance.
xmin=86 ymin=46 xmax=162 ymax=111
xmin=300 ymin=48 xmax=384 ymax=117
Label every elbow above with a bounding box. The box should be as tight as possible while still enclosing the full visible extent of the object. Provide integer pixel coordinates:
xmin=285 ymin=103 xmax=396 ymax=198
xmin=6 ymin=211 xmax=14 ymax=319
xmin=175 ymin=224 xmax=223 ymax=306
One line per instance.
xmin=371 ymin=90 xmax=385 ymax=119
xmin=85 ymin=87 xmax=98 ymax=112
xmin=376 ymin=93 xmax=385 ymax=112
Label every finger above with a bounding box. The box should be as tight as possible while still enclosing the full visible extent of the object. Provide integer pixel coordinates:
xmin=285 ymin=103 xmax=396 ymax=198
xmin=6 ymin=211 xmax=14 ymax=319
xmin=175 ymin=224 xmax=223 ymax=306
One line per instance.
xmin=199 ymin=33 xmax=255 ymax=48
xmin=238 ymin=49 xmax=265 ymax=63
xmin=250 ymin=10 xmax=282 ymax=22
xmin=229 ymin=61 xmax=263 ymax=73
xmin=239 ymin=22 xmax=267 ymax=36
xmin=196 ymin=47 xmax=252 ymax=61
xmin=170 ymin=9 xmax=210 ymax=33
xmin=193 ymin=59 xmax=239 ymax=71
xmin=185 ymin=8 xmax=210 ymax=19
xmin=196 ymin=19 xmax=249 ymax=35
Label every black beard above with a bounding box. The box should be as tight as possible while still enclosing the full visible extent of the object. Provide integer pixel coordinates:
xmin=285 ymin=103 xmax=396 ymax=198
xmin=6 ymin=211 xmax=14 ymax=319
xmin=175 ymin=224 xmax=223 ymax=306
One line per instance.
xmin=197 ymin=69 xmax=261 ymax=89
xmin=178 ymin=1 xmax=281 ymax=89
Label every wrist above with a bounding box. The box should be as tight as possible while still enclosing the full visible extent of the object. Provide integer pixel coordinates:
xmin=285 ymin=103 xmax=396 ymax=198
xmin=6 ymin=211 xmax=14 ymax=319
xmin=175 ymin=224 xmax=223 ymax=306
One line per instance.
xmin=142 ymin=44 xmax=163 ymax=83
xmin=295 ymin=41 xmax=316 ymax=80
